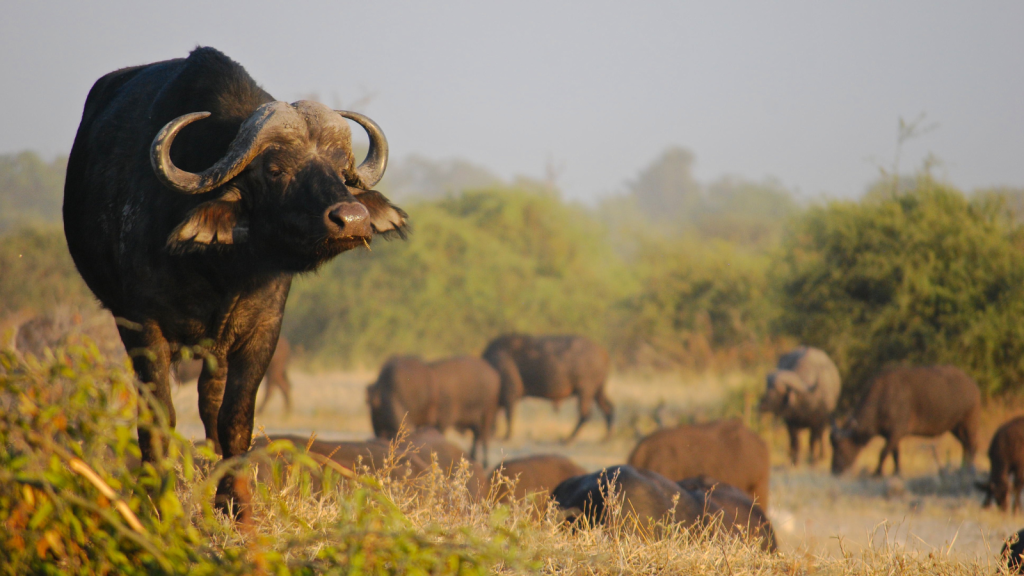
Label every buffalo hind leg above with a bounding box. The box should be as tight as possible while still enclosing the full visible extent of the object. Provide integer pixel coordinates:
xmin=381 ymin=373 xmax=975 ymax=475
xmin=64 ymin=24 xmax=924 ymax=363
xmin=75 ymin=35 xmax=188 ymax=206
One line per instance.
xmin=566 ymin=393 xmax=594 ymax=444
xmin=596 ymin=388 xmax=615 ymax=441
xmin=119 ymin=320 xmax=176 ymax=463
xmin=197 ymin=357 xmax=228 ymax=454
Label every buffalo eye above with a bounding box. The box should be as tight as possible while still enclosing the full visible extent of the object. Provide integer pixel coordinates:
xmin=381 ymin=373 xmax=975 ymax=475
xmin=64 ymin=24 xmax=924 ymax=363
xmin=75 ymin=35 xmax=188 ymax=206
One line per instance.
xmin=266 ymin=164 xmax=286 ymax=180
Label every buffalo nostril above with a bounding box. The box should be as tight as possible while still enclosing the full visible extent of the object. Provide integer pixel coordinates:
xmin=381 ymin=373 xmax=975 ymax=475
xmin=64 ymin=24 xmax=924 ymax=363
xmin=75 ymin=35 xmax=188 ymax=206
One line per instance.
xmin=325 ymin=202 xmax=371 ymax=237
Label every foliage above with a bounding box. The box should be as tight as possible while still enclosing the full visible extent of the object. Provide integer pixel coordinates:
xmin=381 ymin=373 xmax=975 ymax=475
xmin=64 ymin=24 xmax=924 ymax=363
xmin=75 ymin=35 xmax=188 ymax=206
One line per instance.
xmin=285 ymin=184 xmax=634 ymax=367
xmin=0 ymin=151 xmax=67 ymax=232
xmin=0 ymin=225 xmax=94 ymax=318
xmin=609 ymin=237 xmax=785 ymax=371
xmin=0 ymin=341 xmax=524 ymax=574
xmin=776 ymin=175 xmax=1024 ymax=399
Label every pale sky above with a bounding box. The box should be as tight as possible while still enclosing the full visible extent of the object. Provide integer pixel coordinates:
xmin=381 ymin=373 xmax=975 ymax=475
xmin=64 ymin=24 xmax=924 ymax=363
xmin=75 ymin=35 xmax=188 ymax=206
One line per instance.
xmin=2 ymin=1 xmax=1022 ymax=201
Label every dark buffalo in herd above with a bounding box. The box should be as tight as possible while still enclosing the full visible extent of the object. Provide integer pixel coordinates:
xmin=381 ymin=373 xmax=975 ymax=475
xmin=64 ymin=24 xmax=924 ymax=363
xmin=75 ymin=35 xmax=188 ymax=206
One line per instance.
xmin=63 ymin=46 xmax=406 ymax=518
xmin=366 ymin=355 xmax=499 ymax=466
xmin=760 ymin=346 xmax=841 ymax=465
xmin=830 ymin=365 xmax=980 ymax=476
xmin=628 ymin=419 xmax=771 ymax=508
xmin=482 ymin=334 xmax=614 ymax=442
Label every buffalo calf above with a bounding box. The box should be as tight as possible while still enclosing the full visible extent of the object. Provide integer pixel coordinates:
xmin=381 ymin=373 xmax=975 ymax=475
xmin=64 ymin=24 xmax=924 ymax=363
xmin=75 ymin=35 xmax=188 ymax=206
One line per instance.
xmin=489 ymin=454 xmax=587 ymax=512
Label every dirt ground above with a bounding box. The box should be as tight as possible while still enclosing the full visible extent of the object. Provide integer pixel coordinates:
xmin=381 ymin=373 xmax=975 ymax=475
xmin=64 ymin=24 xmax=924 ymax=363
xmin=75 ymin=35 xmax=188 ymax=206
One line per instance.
xmin=170 ymin=368 xmax=1024 ymax=563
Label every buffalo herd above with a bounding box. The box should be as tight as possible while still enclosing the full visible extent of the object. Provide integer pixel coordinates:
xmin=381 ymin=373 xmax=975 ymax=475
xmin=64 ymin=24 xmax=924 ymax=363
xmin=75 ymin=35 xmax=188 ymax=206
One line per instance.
xmin=57 ymin=46 xmax=1024 ymax=564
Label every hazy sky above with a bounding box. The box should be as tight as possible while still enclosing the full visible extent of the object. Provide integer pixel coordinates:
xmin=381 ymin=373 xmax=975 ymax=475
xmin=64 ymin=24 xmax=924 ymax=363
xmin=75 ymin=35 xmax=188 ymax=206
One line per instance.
xmin=2 ymin=1 xmax=1022 ymax=201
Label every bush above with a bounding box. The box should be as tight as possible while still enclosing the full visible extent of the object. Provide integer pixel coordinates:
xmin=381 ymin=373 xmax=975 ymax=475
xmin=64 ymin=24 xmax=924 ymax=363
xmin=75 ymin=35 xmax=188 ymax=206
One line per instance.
xmin=610 ymin=238 xmax=785 ymax=371
xmin=285 ymin=185 xmax=632 ymax=367
xmin=0 ymin=225 xmax=94 ymax=318
xmin=777 ymin=175 xmax=1024 ymax=399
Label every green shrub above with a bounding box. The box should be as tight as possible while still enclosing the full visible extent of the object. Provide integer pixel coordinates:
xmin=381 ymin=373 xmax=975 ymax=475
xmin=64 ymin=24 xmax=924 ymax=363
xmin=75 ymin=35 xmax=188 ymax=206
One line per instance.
xmin=777 ymin=175 xmax=1024 ymax=399
xmin=0 ymin=225 xmax=94 ymax=318
xmin=285 ymin=186 xmax=632 ymax=367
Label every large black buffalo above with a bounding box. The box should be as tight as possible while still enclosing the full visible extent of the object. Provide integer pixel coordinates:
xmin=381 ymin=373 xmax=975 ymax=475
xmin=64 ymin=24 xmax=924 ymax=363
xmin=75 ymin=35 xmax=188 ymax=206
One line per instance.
xmin=63 ymin=47 xmax=406 ymax=520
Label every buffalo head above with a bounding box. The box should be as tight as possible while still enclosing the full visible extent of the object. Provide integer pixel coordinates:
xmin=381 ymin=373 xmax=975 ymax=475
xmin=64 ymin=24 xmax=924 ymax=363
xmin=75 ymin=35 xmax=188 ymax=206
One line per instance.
xmin=829 ymin=418 xmax=872 ymax=475
xmin=151 ymin=100 xmax=406 ymax=269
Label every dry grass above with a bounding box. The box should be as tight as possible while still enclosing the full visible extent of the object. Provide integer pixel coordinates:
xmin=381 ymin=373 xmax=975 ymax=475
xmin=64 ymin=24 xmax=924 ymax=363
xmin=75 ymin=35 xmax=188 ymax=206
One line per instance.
xmin=163 ymin=364 xmax=1024 ymax=573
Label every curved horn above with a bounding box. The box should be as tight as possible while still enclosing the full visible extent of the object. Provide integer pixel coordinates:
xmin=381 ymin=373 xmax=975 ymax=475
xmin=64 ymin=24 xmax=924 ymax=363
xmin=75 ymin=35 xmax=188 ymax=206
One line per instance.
xmin=336 ymin=110 xmax=388 ymax=188
xmin=151 ymin=102 xmax=295 ymax=194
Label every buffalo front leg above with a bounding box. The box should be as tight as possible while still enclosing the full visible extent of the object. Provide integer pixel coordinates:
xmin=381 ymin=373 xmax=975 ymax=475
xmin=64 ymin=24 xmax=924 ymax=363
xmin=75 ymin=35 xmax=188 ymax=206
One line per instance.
xmin=787 ymin=422 xmax=801 ymax=466
xmin=119 ymin=320 xmax=176 ymax=463
xmin=215 ymin=336 xmax=277 ymax=524
xmin=809 ymin=424 xmax=826 ymax=465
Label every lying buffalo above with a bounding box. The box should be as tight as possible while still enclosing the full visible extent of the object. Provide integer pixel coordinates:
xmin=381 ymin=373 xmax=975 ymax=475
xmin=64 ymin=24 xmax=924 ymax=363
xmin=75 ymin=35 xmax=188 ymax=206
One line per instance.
xmin=552 ymin=465 xmax=712 ymax=536
xmin=1005 ymin=528 xmax=1024 ymax=573
xmin=64 ymin=47 xmax=406 ymax=518
xmin=978 ymin=415 xmax=1024 ymax=512
xmin=367 ymin=356 xmax=499 ymax=467
xmin=401 ymin=428 xmax=486 ymax=500
xmin=252 ymin=434 xmax=428 ymax=482
xmin=831 ymin=365 xmax=980 ymax=476
xmin=677 ymin=476 xmax=777 ymax=552
xmin=627 ymin=419 xmax=770 ymax=508
xmin=482 ymin=334 xmax=613 ymax=442
xmin=177 ymin=336 xmax=293 ymax=414
xmin=760 ymin=346 xmax=841 ymax=465
xmin=488 ymin=454 xmax=587 ymax=511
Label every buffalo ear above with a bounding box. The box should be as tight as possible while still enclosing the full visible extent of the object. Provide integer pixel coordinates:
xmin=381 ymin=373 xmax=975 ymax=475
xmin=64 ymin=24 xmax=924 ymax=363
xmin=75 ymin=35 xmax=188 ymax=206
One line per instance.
xmin=167 ymin=188 xmax=247 ymax=251
xmin=350 ymin=188 xmax=408 ymax=239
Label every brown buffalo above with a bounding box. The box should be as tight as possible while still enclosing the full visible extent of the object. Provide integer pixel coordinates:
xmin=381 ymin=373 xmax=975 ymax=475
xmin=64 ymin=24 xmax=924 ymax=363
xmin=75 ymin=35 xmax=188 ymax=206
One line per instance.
xmin=978 ymin=415 xmax=1024 ymax=512
xmin=482 ymin=333 xmax=613 ymax=442
xmin=677 ymin=475 xmax=777 ymax=552
xmin=552 ymin=465 xmax=714 ymax=537
xmin=627 ymin=419 xmax=770 ymax=508
xmin=830 ymin=365 xmax=980 ymax=476
xmin=251 ymin=434 xmax=428 ymax=482
xmin=488 ymin=454 xmax=587 ymax=511
xmin=367 ymin=355 xmax=499 ymax=466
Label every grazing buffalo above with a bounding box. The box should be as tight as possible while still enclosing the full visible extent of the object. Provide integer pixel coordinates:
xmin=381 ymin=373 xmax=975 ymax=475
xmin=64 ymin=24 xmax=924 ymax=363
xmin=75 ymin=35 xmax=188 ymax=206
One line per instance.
xmin=831 ymin=366 xmax=980 ymax=476
xmin=176 ymin=336 xmax=293 ymax=414
xmin=482 ymin=334 xmax=613 ymax=442
xmin=63 ymin=47 xmax=406 ymax=519
xmin=552 ymin=465 xmax=712 ymax=536
xmin=367 ymin=356 xmax=499 ymax=467
xmin=677 ymin=475 xmax=777 ymax=552
xmin=760 ymin=346 xmax=841 ymax=465
xmin=1005 ymin=528 xmax=1024 ymax=573
xmin=252 ymin=434 xmax=428 ymax=482
xmin=627 ymin=419 xmax=770 ymax=508
xmin=978 ymin=416 xmax=1024 ymax=512
xmin=488 ymin=454 xmax=587 ymax=511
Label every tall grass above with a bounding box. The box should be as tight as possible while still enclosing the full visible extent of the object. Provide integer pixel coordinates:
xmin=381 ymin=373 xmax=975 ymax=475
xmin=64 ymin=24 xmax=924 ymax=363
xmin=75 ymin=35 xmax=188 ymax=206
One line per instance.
xmin=0 ymin=339 xmax=1009 ymax=574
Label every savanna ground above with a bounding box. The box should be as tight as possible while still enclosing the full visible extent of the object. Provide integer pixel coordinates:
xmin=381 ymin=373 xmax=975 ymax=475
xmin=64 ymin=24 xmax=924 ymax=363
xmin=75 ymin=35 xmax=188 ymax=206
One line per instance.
xmin=171 ymin=363 xmax=1024 ymax=570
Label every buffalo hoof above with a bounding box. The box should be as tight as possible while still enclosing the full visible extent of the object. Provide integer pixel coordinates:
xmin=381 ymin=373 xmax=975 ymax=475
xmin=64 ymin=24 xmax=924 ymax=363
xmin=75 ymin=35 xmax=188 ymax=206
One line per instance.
xmin=216 ymin=475 xmax=253 ymax=529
